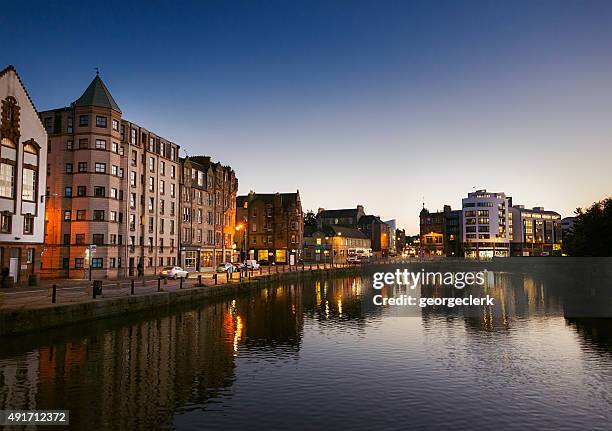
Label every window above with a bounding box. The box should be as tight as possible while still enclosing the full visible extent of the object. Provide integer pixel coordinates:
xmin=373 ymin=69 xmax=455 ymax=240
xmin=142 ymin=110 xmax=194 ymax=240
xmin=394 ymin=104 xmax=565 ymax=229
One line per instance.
xmin=1 ymin=214 xmax=11 ymax=233
xmin=109 ymin=257 xmax=116 ymax=268
xmin=95 ymin=139 xmax=106 ymax=149
xmin=112 ymin=119 xmax=119 ymax=131
xmin=131 ymin=129 xmax=136 ymax=144
xmin=94 ymin=186 xmax=105 ymax=197
xmin=75 ymin=258 xmax=84 ymax=268
xmin=79 ymin=115 xmax=89 ymax=126
xmin=130 ymin=193 xmax=136 ymax=208
xmin=130 ymin=171 xmax=136 ymax=187
xmin=76 ymin=210 xmax=86 ymax=221
xmin=67 ymin=117 xmax=73 ymax=133
xmin=111 ymin=142 xmax=119 ymax=153
xmin=118 ymin=168 xmax=124 ymax=178
xmin=65 ymin=186 xmax=72 ymax=197
xmin=149 ymin=157 xmax=155 ymax=172
xmin=23 ymin=216 xmax=34 ymax=234
xmin=21 ymin=168 xmax=36 ymax=202
xmin=96 ymin=116 xmax=107 ymax=128
xmin=79 ymin=138 xmax=88 ymax=149
xmin=65 ymin=163 xmax=73 ymax=174
xmin=149 ymin=177 xmax=154 ymax=192
xmin=111 ymin=165 xmax=118 ymax=176
xmin=91 ymin=258 xmax=103 ymax=268
xmin=77 ymin=186 xmax=86 ymax=196
xmin=92 ymin=234 xmax=104 ymax=245
xmin=149 ymin=197 xmax=154 ymax=212
xmin=159 ymin=180 xmax=165 ymax=194
xmin=75 ymin=234 xmax=85 ymax=245
xmin=66 ymin=140 xmax=73 ymax=150
xmin=160 ymin=161 xmax=165 ymax=175
xmin=0 ymin=162 xmax=14 ymax=198
xmin=93 ymin=210 xmax=105 ymax=221
xmin=110 ymin=211 xmax=117 ymax=222
xmin=78 ymin=162 xmax=87 ymax=172
xmin=95 ymin=163 xmax=106 ymax=173
xmin=110 ymin=188 xmax=118 ymax=199
xmin=171 ymin=165 xmax=176 ymax=179
xmin=170 ymin=183 xmax=175 ymax=197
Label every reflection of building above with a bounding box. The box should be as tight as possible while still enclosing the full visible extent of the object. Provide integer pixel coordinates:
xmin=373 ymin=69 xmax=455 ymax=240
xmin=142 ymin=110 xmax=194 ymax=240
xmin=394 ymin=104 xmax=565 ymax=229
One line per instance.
xmin=41 ymin=73 xmax=181 ymax=278
xmin=0 ymin=66 xmax=48 ymax=285
xmin=509 ymin=205 xmax=562 ymax=256
xmin=179 ymin=156 xmax=238 ymax=270
xmin=462 ymin=190 xmax=510 ymax=258
xmin=236 ymin=191 xmax=303 ymax=264
xmin=303 ymin=225 xmax=371 ymax=263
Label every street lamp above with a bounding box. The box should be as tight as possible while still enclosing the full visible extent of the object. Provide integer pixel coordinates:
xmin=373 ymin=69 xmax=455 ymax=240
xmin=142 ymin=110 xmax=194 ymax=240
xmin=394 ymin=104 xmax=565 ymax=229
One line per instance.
xmin=235 ymin=219 xmax=248 ymax=262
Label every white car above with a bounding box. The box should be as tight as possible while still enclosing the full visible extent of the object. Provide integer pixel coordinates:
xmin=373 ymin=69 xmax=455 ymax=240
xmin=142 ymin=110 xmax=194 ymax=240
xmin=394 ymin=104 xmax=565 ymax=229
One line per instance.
xmin=245 ymin=259 xmax=260 ymax=270
xmin=159 ymin=266 xmax=188 ymax=279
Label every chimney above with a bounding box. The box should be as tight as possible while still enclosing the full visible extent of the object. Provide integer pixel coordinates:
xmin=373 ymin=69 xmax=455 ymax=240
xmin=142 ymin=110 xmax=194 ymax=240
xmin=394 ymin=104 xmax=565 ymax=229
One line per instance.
xmin=357 ymin=205 xmax=364 ymax=212
xmin=318 ymin=208 xmax=325 ymax=214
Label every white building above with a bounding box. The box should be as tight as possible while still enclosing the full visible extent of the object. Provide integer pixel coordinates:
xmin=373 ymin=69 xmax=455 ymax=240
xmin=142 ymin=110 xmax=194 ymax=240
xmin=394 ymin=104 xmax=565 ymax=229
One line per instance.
xmin=509 ymin=205 xmax=562 ymax=256
xmin=0 ymin=66 xmax=47 ymax=285
xmin=384 ymin=219 xmax=397 ymax=255
xmin=462 ymin=189 xmax=510 ymax=258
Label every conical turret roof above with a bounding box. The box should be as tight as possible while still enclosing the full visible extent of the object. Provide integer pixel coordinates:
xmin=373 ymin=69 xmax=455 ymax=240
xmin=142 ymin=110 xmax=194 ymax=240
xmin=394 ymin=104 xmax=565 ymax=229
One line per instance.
xmin=75 ymin=74 xmax=121 ymax=112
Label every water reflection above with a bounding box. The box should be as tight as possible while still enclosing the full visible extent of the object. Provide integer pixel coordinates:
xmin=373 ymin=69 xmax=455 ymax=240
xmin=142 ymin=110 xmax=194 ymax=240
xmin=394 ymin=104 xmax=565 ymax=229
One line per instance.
xmin=0 ymin=266 xmax=611 ymax=430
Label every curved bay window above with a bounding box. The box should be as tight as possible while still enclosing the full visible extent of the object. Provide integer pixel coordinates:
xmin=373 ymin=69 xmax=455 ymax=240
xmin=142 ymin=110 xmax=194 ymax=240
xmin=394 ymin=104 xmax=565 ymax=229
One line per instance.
xmin=21 ymin=141 xmax=39 ymax=203
xmin=0 ymin=138 xmax=16 ymax=199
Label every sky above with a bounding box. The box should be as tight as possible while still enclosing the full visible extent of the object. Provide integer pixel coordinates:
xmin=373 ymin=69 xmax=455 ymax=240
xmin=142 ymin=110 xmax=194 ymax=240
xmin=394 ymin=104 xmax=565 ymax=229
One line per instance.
xmin=3 ymin=0 xmax=612 ymax=234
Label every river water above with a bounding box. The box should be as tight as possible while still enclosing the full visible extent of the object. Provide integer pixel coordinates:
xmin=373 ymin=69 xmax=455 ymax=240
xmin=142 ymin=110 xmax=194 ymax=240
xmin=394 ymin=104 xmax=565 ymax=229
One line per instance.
xmin=1 ymin=265 xmax=611 ymax=430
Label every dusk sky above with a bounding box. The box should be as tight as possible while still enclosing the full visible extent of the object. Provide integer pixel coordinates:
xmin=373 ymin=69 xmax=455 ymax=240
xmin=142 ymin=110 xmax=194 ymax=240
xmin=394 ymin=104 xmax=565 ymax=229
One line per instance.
xmin=3 ymin=0 xmax=612 ymax=233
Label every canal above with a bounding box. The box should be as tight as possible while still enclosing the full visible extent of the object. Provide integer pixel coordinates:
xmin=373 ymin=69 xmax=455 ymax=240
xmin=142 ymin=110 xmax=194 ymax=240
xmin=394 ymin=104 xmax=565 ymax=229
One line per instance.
xmin=1 ymin=265 xmax=611 ymax=430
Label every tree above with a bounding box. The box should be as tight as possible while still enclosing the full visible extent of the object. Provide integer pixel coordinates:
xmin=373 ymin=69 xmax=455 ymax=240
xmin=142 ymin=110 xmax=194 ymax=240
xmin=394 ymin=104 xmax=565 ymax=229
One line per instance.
xmin=304 ymin=210 xmax=317 ymax=228
xmin=563 ymin=198 xmax=612 ymax=257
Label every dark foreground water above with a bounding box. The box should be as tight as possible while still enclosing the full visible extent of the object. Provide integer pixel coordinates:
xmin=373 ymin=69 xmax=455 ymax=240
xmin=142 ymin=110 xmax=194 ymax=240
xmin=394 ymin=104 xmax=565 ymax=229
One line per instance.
xmin=1 ymin=265 xmax=612 ymax=430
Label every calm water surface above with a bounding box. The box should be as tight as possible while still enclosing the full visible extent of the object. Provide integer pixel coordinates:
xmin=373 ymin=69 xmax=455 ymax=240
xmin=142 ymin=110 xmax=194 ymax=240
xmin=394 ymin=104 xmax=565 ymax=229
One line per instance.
xmin=1 ymin=267 xmax=611 ymax=430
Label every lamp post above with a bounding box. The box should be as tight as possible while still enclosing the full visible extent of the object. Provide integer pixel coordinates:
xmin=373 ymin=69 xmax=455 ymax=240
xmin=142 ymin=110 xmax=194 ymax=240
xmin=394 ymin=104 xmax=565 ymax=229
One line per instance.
xmin=235 ymin=219 xmax=248 ymax=262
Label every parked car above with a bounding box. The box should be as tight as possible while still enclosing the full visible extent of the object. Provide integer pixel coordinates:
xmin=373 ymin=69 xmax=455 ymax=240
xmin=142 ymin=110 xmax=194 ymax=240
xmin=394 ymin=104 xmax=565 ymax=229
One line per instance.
xmin=159 ymin=266 xmax=188 ymax=279
xmin=216 ymin=263 xmax=234 ymax=273
xmin=347 ymin=255 xmax=361 ymax=264
xmin=233 ymin=262 xmax=246 ymax=271
xmin=245 ymin=259 xmax=260 ymax=270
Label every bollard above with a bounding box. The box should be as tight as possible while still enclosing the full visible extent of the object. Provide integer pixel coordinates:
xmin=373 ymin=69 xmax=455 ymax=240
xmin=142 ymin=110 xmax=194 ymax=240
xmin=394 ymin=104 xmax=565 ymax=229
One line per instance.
xmin=157 ymin=277 xmax=161 ymax=292
xmin=131 ymin=279 xmax=135 ymax=295
xmin=214 ymin=273 xmax=218 ymax=285
xmin=180 ymin=277 xmax=183 ymax=289
xmin=198 ymin=274 xmax=202 ymax=286
xmin=52 ymin=284 xmax=57 ymax=304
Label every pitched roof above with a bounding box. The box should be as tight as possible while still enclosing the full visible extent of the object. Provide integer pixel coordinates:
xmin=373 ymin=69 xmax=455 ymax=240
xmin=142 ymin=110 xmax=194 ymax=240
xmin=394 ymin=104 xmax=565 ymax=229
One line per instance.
xmin=318 ymin=208 xmax=361 ymax=219
xmin=357 ymin=214 xmax=383 ymax=225
xmin=237 ymin=192 xmax=300 ymax=210
xmin=75 ymin=74 xmax=121 ymax=112
xmin=1 ymin=65 xmax=45 ymax=129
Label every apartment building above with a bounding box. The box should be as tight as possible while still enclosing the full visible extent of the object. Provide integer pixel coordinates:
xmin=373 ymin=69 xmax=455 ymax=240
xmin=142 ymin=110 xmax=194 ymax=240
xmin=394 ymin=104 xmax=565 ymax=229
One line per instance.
xmin=509 ymin=205 xmax=562 ymax=256
xmin=179 ymin=156 xmax=238 ymax=270
xmin=0 ymin=66 xmax=48 ymax=285
xmin=303 ymin=225 xmax=371 ymax=263
xmin=41 ymin=73 xmax=180 ymax=279
xmin=236 ymin=191 xmax=303 ymax=264
xmin=462 ymin=189 xmax=510 ymax=258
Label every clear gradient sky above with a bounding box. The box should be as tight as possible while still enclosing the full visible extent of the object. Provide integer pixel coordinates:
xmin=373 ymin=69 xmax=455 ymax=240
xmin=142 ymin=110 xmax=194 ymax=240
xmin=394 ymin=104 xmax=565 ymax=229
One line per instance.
xmin=3 ymin=0 xmax=612 ymax=233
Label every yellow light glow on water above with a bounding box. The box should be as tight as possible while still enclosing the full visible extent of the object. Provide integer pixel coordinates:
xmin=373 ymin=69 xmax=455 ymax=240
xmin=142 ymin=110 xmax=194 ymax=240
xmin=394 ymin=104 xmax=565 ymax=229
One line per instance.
xmin=233 ymin=315 xmax=243 ymax=355
xmin=338 ymin=299 xmax=342 ymax=317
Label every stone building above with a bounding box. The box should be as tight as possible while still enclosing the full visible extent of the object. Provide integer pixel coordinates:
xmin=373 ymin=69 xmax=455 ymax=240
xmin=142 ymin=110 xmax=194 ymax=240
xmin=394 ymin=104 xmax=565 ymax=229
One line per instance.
xmin=0 ymin=65 xmax=48 ymax=285
xmin=40 ymin=73 xmax=180 ymax=279
xmin=179 ymin=156 xmax=238 ymax=270
xmin=303 ymin=225 xmax=371 ymax=263
xmin=236 ymin=191 xmax=303 ymax=264
xmin=356 ymin=215 xmax=390 ymax=258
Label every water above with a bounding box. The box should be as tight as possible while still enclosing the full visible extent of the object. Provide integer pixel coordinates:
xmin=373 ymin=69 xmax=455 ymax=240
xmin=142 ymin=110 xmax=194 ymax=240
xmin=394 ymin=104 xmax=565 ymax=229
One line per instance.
xmin=1 ymin=266 xmax=612 ymax=430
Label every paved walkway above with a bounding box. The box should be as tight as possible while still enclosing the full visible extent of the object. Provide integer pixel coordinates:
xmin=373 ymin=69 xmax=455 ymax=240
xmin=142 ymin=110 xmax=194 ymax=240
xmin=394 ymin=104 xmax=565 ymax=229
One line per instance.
xmin=0 ymin=263 xmax=350 ymax=311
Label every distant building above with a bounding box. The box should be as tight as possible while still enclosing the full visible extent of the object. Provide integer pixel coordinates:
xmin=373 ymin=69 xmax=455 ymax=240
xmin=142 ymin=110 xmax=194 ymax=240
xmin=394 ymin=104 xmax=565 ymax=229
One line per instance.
xmin=357 ymin=215 xmax=390 ymax=257
xmin=462 ymin=190 xmax=510 ymax=258
xmin=419 ymin=207 xmax=444 ymax=256
xmin=509 ymin=205 xmax=562 ymax=256
xmin=316 ymin=205 xmax=365 ymax=229
xmin=395 ymin=228 xmax=406 ymax=255
xmin=303 ymin=225 xmax=371 ymax=263
xmin=384 ymin=219 xmax=397 ymax=255
xmin=444 ymin=207 xmax=463 ymax=257
xmin=0 ymin=66 xmax=48 ymax=285
xmin=179 ymin=156 xmax=238 ymax=270
xmin=236 ymin=191 xmax=303 ymax=264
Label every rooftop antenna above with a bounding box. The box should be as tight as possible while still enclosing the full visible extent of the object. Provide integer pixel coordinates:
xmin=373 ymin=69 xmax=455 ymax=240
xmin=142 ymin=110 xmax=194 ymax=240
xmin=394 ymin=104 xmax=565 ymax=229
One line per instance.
xmin=95 ymin=67 xmax=99 ymax=76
